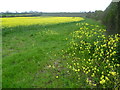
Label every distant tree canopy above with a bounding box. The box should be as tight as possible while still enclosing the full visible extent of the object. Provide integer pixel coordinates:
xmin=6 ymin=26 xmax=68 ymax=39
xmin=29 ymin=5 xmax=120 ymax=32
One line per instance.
xmin=86 ymin=10 xmax=104 ymax=21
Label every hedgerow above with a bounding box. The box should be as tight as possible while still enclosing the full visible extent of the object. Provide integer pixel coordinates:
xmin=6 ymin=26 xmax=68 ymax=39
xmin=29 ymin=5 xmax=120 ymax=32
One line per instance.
xmin=62 ymin=22 xmax=120 ymax=88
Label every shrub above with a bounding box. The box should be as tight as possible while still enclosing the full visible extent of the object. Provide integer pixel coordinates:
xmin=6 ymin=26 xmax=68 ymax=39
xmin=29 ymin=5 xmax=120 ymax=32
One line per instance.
xmin=63 ymin=22 xmax=120 ymax=88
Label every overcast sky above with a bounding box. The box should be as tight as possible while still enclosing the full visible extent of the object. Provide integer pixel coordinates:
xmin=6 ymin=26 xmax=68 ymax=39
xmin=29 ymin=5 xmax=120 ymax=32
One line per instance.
xmin=0 ymin=0 xmax=112 ymax=12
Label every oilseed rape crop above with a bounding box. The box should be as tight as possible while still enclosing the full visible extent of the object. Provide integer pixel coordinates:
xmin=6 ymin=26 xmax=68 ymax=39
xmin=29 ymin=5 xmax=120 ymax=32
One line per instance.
xmin=2 ymin=17 xmax=84 ymax=27
xmin=62 ymin=22 xmax=120 ymax=88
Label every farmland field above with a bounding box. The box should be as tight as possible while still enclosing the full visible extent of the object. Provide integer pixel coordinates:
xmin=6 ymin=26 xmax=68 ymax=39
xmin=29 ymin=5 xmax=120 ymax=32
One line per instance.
xmin=2 ymin=17 xmax=120 ymax=88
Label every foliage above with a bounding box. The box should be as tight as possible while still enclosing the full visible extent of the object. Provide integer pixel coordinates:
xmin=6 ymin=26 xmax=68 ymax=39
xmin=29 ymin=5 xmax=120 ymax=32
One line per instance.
xmin=62 ymin=22 xmax=120 ymax=88
xmin=86 ymin=10 xmax=104 ymax=21
xmin=2 ymin=17 xmax=120 ymax=88
xmin=102 ymin=2 xmax=119 ymax=34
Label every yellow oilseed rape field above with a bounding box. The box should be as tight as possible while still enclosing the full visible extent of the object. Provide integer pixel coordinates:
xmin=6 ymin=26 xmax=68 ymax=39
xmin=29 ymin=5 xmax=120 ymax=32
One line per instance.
xmin=2 ymin=17 xmax=84 ymax=27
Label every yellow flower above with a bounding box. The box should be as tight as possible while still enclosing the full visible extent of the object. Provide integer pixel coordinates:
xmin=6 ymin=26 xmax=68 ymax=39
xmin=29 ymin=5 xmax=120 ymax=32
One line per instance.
xmin=100 ymin=79 xmax=105 ymax=84
xmin=106 ymin=60 xmax=109 ymax=62
xmin=52 ymin=65 xmax=55 ymax=68
xmin=88 ymin=59 xmax=90 ymax=62
xmin=75 ymin=69 xmax=78 ymax=72
xmin=100 ymin=75 xmax=104 ymax=80
xmin=86 ymin=78 xmax=89 ymax=83
xmin=48 ymin=65 xmax=51 ymax=68
xmin=93 ymin=84 xmax=97 ymax=86
xmin=77 ymin=63 xmax=79 ymax=65
xmin=78 ymin=69 xmax=80 ymax=71
xmin=85 ymin=23 xmax=89 ymax=25
xmin=97 ymin=69 xmax=99 ymax=72
xmin=91 ymin=73 xmax=95 ymax=77
xmin=102 ymin=44 xmax=106 ymax=47
xmin=78 ymin=78 xmax=80 ymax=80
xmin=111 ymin=47 xmax=114 ymax=49
xmin=112 ymin=58 xmax=115 ymax=61
xmin=107 ymin=74 xmax=110 ymax=76
xmin=105 ymin=77 xmax=109 ymax=81
xmin=109 ymin=71 xmax=116 ymax=76
xmin=74 ymin=63 xmax=76 ymax=66
xmin=116 ymin=64 xmax=120 ymax=67
xmin=56 ymin=76 xmax=58 ymax=78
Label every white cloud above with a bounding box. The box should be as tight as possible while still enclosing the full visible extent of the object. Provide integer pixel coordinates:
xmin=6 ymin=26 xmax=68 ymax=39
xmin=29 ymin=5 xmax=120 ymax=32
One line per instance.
xmin=112 ymin=0 xmax=120 ymax=2
xmin=0 ymin=0 xmax=112 ymax=12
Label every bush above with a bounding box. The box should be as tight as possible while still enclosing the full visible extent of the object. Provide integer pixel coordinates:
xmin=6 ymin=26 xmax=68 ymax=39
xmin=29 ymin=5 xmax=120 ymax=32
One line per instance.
xmin=63 ymin=22 xmax=120 ymax=88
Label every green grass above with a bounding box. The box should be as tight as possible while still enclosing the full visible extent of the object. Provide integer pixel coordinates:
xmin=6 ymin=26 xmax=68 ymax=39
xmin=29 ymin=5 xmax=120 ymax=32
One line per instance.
xmin=2 ymin=17 xmax=120 ymax=88
xmin=2 ymin=18 xmax=85 ymax=88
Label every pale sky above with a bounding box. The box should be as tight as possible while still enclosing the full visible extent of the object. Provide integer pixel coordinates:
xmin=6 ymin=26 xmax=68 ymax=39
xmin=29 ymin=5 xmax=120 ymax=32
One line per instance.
xmin=0 ymin=0 xmax=112 ymax=12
